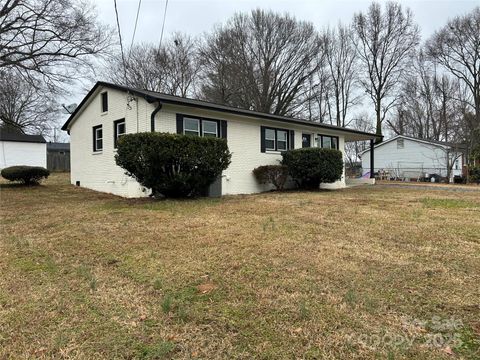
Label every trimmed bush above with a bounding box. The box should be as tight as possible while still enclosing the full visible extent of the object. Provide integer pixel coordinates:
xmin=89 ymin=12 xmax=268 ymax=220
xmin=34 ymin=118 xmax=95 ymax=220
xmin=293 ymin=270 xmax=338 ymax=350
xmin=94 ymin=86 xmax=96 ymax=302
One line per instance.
xmin=115 ymin=132 xmax=231 ymax=198
xmin=1 ymin=166 xmax=50 ymax=185
xmin=252 ymin=165 xmax=288 ymax=190
xmin=281 ymin=148 xmax=343 ymax=189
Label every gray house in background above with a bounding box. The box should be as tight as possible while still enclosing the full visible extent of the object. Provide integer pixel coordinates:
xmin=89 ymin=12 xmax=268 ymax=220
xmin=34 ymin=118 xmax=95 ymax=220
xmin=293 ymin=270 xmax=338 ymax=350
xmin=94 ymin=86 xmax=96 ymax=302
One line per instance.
xmin=360 ymin=135 xmax=465 ymax=182
xmin=47 ymin=143 xmax=70 ymax=171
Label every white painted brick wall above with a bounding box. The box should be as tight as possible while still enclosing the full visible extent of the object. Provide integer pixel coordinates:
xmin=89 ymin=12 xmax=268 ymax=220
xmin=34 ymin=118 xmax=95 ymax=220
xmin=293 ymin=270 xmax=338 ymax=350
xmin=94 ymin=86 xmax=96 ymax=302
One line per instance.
xmin=69 ymin=88 xmax=348 ymax=198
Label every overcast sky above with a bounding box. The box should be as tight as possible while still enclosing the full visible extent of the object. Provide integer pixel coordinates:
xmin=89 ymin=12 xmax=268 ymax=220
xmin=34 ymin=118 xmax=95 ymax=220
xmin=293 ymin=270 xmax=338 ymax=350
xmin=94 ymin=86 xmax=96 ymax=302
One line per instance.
xmin=98 ymin=0 xmax=479 ymax=45
xmin=58 ymin=0 xmax=479 ymax=140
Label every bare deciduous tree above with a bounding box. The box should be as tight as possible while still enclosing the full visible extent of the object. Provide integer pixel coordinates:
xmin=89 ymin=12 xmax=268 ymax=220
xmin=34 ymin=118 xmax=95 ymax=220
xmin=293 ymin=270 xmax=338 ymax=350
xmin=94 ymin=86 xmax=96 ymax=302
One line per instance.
xmin=106 ymin=34 xmax=200 ymax=97
xmin=0 ymin=0 xmax=113 ymax=92
xmin=352 ymin=1 xmax=420 ymax=140
xmin=426 ymin=7 xmax=480 ymax=132
xmin=200 ymin=9 xmax=320 ymax=116
xmin=387 ymin=53 xmax=460 ymax=142
xmin=321 ymin=23 xmax=359 ymax=127
xmin=0 ymin=71 xmax=59 ymax=135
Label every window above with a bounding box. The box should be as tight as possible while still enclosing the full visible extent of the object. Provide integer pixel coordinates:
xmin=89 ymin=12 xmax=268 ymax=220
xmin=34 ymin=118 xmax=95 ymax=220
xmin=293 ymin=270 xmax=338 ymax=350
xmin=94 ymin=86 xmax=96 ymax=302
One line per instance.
xmin=277 ymin=130 xmax=288 ymax=151
xmin=455 ymin=159 xmax=459 ymax=170
xmin=93 ymin=125 xmax=103 ymax=152
xmin=101 ymin=92 xmax=108 ymax=113
xmin=302 ymin=134 xmax=311 ymax=148
xmin=265 ymin=129 xmax=276 ymax=150
xmin=202 ymin=120 xmax=218 ymax=137
xmin=261 ymin=127 xmax=291 ymax=152
xmin=114 ymin=119 xmax=126 ymax=148
xmin=397 ymin=139 xmax=404 ymax=149
xmin=178 ymin=114 xmax=223 ymax=138
xmin=317 ymin=135 xmax=339 ymax=149
xmin=184 ymin=117 xmax=200 ymax=136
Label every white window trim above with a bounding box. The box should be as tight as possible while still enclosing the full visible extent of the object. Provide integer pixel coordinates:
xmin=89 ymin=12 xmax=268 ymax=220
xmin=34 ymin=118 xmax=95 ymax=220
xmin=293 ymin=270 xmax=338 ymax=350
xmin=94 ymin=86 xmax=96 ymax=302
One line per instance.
xmin=184 ymin=117 xmax=200 ymax=136
xmin=116 ymin=121 xmax=126 ymax=138
xmin=94 ymin=126 xmax=103 ymax=152
xmin=265 ymin=129 xmax=276 ymax=151
xmin=277 ymin=130 xmax=288 ymax=151
xmin=202 ymin=120 xmax=218 ymax=137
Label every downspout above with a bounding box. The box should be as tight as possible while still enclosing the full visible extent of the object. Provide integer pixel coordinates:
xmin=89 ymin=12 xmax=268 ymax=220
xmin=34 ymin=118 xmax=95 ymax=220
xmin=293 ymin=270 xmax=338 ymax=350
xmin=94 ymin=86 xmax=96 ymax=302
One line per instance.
xmin=146 ymin=96 xmax=162 ymax=132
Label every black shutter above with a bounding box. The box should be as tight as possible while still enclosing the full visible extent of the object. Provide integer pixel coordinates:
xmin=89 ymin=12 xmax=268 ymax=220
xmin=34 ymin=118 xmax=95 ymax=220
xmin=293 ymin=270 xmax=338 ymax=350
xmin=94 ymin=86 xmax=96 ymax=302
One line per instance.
xmin=290 ymin=130 xmax=295 ymax=149
xmin=220 ymin=120 xmax=227 ymax=139
xmin=176 ymin=114 xmax=183 ymax=134
xmin=260 ymin=126 xmax=266 ymax=153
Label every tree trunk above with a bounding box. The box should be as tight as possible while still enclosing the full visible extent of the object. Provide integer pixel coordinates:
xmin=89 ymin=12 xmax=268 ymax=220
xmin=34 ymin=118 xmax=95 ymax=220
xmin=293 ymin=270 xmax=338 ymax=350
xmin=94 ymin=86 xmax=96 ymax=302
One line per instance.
xmin=375 ymin=96 xmax=382 ymax=143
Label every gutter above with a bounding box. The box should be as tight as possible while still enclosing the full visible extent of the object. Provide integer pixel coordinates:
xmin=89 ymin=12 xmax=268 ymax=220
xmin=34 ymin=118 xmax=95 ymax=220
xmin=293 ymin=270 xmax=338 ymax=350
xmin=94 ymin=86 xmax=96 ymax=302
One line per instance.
xmin=146 ymin=96 xmax=162 ymax=132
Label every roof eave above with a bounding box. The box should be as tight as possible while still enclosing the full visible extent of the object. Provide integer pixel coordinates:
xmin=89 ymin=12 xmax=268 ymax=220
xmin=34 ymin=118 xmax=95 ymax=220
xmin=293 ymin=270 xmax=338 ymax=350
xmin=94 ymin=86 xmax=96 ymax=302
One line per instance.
xmin=62 ymin=81 xmax=381 ymax=140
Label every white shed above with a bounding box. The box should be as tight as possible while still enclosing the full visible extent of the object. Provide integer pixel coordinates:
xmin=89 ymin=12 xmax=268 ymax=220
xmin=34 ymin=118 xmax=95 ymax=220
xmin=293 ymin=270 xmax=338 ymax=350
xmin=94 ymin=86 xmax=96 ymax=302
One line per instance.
xmin=0 ymin=129 xmax=47 ymax=169
xmin=360 ymin=135 xmax=465 ymax=181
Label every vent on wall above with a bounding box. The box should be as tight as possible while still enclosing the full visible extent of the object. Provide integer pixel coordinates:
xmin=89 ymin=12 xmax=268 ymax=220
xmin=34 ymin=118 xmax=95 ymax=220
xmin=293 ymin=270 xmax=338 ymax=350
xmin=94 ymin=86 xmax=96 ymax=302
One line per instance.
xmin=397 ymin=139 xmax=404 ymax=149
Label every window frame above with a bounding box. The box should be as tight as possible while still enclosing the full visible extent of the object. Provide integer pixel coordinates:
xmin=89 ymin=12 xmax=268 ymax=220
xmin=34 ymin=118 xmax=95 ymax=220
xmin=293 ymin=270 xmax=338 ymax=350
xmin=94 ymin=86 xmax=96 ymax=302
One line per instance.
xmin=183 ymin=117 xmax=201 ymax=136
xmin=113 ymin=118 xmax=126 ymax=148
xmin=265 ymin=128 xmax=276 ymax=151
xmin=101 ymin=92 xmax=108 ymax=113
xmin=276 ymin=130 xmax=288 ymax=151
xmin=93 ymin=125 xmax=103 ymax=152
xmin=181 ymin=115 xmax=221 ymax=138
xmin=202 ymin=120 xmax=218 ymax=138
xmin=317 ymin=134 xmax=339 ymax=150
xmin=262 ymin=126 xmax=290 ymax=152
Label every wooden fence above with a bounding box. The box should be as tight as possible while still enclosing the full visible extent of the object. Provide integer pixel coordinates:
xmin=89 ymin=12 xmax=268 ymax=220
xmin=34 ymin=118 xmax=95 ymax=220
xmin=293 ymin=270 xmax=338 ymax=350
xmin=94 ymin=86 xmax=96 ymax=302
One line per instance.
xmin=47 ymin=151 xmax=70 ymax=171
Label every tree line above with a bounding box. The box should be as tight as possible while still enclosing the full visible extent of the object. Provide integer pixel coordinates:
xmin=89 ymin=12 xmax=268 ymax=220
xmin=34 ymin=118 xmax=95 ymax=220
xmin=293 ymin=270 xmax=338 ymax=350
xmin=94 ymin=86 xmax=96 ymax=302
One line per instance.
xmin=0 ymin=0 xmax=479 ymax=153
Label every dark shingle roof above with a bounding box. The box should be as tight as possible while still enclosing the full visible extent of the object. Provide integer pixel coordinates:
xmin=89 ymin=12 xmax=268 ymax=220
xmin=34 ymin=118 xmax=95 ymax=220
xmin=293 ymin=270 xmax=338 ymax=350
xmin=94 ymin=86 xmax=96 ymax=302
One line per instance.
xmin=0 ymin=129 xmax=46 ymax=143
xmin=62 ymin=81 xmax=381 ymax=140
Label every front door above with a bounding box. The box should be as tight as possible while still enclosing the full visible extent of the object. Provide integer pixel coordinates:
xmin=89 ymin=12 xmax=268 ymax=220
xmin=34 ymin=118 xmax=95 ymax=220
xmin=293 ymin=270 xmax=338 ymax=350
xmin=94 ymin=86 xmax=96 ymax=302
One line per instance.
xmin=302 ymin=134 xmax=311 ymax=148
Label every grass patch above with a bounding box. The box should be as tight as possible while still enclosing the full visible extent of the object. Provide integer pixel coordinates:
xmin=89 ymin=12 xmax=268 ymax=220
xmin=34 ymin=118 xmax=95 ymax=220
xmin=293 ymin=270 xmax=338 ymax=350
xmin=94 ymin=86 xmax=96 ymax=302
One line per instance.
xmin=421 ymin=197 xmax=478 ymax=209
xmin=0 ymin=173 xmax=479 ymax=358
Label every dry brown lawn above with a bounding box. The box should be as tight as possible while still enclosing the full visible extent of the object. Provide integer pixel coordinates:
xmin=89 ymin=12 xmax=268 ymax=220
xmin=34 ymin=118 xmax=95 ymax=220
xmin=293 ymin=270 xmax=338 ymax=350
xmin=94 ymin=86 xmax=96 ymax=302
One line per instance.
xmin=1 ymin=173 xmax=479 ymax=359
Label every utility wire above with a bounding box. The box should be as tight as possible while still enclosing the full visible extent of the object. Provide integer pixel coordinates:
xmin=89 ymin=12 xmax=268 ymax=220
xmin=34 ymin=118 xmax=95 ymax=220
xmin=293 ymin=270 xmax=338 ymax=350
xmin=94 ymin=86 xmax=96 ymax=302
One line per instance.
xmin=113 ymin=0 xmax=128 ymax=83
xmin=129 ymin=0 xmax=143 ymax=56
xmin=158 ymin=0 xmax=169 ymax=49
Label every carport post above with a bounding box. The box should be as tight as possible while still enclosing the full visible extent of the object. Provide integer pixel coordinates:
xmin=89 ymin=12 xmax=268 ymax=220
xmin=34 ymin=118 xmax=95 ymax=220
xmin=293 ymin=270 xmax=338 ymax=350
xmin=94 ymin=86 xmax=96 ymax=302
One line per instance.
xmin=370 ymin=139 xmax=375 ymax=179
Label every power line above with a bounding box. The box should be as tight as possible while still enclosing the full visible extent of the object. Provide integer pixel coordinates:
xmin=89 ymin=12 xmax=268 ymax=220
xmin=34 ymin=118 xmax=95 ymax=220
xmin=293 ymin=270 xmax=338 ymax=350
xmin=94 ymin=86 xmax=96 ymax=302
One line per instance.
xmin=129 ymin=0 xmax=143 ymax=55
xmin=158 ymin=0 xmax=169 ymax=49
xmin=113 ymin=0 xmax=128 ymax=83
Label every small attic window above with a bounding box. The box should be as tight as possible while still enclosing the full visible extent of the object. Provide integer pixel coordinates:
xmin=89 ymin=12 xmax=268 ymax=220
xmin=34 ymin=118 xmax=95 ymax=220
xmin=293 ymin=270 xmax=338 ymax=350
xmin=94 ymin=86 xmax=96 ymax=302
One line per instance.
xmin=101 ymin=92 xmax=108 ymax=113
xmin=397 ymin=139 xmax=404 ymax=149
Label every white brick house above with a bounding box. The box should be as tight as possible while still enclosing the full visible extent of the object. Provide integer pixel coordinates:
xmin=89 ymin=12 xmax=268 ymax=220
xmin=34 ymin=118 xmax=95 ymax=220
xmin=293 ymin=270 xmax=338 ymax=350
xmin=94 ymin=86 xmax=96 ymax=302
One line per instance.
xmin=62 ymin=82 xmax=379 ymax=197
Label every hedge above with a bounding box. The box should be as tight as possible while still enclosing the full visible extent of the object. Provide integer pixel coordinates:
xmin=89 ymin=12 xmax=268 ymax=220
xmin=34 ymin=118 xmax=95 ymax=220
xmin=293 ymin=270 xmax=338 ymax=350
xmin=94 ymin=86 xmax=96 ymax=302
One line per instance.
xmin=252 ymin=165 xmax=289 ymax=190
xmin=115 ymin=132 xmax=231 ymax=198
xmin=1 ymin=166 xmax=50 ymax=185
xmin=281 ymin=148 xmax=343 ymax=189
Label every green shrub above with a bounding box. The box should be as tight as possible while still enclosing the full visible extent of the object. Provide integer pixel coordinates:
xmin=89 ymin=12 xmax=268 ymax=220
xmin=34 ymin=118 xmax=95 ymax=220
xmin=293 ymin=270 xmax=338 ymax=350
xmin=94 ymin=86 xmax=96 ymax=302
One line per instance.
xmin=252 ymin=165 xmax=289 ymax=190
xmin=470 ymin=165 xmax=480 ymax=184
xmin=281 ymin=148 xmax=343 ymax=189
xmin=1 ymin=166 xmax=50 ymax=185
xmin=115 ymin=132 xmax=231 ymax=198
